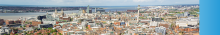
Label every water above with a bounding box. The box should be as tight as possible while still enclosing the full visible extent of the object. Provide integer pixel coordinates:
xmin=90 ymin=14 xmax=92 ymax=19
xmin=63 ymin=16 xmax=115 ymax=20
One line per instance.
xmin=92 ymin=6 xmax=138 ymax=12
xmin=0 ymin=6 xmax=137 ymax=19
xmin=0 ymin=10 xmax=79 ymax=19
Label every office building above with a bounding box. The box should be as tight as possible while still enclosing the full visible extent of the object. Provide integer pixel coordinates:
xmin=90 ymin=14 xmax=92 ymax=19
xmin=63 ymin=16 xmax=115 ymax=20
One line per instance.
xmin=86 ymin=5 xmax=90 ymax=13
xmin=155 ymin=26 xmax=166 ymax=35
xmin=152 ymin=18 xmax=162 ymax=22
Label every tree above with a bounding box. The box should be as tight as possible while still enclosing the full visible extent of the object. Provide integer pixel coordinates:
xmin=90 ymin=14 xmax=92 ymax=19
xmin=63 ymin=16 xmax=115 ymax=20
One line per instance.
xmin=59 ymin=33 xmax=62 ymax=35
xmin=15 ymin=34 xmax=18 ymax=35
xmin=86 ymin=27 xmax=89 ymax=29
xmin=51 ymin=29 xmax=57 ymax=33
xmin=38 ymin=33 xmax=41 ymax=35
xmin=48 ymin=27 xmax=53 ymax=30
xmin=23 ymin=25 xmax=26 ymax=27
xmin=47 ymin=33 xmax=50 ymax=35
xmin=54 ymin=33 xmax=57 ymax=35
xmin=4 ymin=34 xmax=7 ymax=35
xmin=161 ymin=18 xmax=164 ymax=20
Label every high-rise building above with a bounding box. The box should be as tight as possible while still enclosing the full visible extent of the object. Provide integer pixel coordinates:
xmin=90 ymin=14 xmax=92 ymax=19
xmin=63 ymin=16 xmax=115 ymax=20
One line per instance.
xmin=155 ymin=26 xmax=166 ymax=35
xmin=152 ymin=18 xmax=162 ymax=22
xmin=89 ymin=9 xmax=92 ymax=13
xmin=137 ymin=5 xmax=140 ymax=22
xmin=184 ymin=12 xmax=189 ymax=17
xmin=95 ymin=8 xmax=96 ymax=13
xmin=86 ymin=5 xmax=90 ymax=13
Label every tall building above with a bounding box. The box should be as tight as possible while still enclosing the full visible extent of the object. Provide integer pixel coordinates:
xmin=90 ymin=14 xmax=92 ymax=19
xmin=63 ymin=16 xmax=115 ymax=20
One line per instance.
xmin=152 ymin=18 xmax=162 ymax=22
xmin=82 ymin=10 xmax=86 ymax=13
xmin=86 ymin=5 xmax=90 ymax=13
xmin=0 ymin=19 xmax=4 ymax=25
xmin=79 ymin=8 xmax=82 ymax=14
xmin=184 ymin=12 xmax=189 ymax=17
xmin=53 ymin=9 xmax=64 ymax=18
xmin=95 ymin=8 xmax=96 ymax=13
xmin=89 ymin=10 xmax=92 ymax=13
xmin=137 ymin=5 xmax=140 ymax=22
xmin=155 ymin=26 xmax=166 ymax=35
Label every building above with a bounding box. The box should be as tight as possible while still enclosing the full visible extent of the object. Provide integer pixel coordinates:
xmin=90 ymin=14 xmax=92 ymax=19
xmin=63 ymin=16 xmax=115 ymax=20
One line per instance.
xmin=184 ymin=12 xmax=189 ymax=17
xmin=5 ymin=20 xmax=14 ymax=25
xmin=127 ymin=10 xmax=138 ymax=12
xmin=89 ymin=10 xmax=92 ymax=13
xmin=52 ymin=9 xmax=64 ymax=18
xmin=32 ymin=21 xmax=43 ymax=26
xmin=159 ymin=23 xmax=169 ymax=29
xmin=42 ymin=20 xmax=56 ymax=25
xmin=0 ymin=26 xmax=11 ymax=35
xmin=67 ymin=31 xmax=86 ymax=35
xmin=152 ymin=17 xmax=162 ymax=22
xmin=14 ymin=20 xmax=21 ymax=24
xmin=7 ymin=24 xmax=22 ymax=27
xmin=176 ymin=17 xmax=199 ymax=27
xmin=155 ymin=26 xmax=166 ymax=35
xmin=59 ymin=17 xmax=71 ymax=21
xmin=86 ymin=5 xmax=90 ymax=13
xmin=150 ymin=21 xmax=158 ymax=28
xmin=0 ymin=19 xmax=4 ymax=25
xmin=96 ymin=10 xmax=105 ymax=13
xmin=37 ymin=15 xmax=46 ymax=21
xmin=38 ymin=24 xmax=53 ymax=28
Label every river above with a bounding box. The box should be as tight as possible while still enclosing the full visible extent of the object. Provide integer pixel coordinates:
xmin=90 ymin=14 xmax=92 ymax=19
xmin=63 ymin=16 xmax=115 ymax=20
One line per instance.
xmin=0 ymin=10 xmax=79 ymax=19
xmin=0 ymin=6 xmax=138 ymax=19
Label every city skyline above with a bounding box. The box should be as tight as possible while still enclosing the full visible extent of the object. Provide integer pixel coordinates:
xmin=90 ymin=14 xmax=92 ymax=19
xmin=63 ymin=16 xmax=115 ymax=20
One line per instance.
xmin=0 ymin=0 xmax=199 ymax=6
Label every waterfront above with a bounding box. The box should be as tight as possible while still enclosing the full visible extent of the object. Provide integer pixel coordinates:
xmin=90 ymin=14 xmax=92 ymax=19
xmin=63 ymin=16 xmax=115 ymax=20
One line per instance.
xmin=0 ymin=10 xmax=79 ymax=19
xmin=0 ymin=6 xmax=138 ymax=19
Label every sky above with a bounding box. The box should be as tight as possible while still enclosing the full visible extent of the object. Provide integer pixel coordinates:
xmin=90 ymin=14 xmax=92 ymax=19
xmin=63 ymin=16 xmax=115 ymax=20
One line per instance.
xmin=0 ymin=0 xmax=199 ymax=6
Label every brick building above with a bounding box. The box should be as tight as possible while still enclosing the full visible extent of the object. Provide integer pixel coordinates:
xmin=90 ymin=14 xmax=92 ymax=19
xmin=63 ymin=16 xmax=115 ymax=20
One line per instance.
xmin=32 ymin=21 xmax=43 ymax=26
xmin=59 ymin=17 xmax=71 ymax=21
xmin=14 ymin=20 xmax=21 ymax=24
xmin=5 ymin=20 xmax=14 ymax=25
xmin=0 ymin=19 xmax=4 ymax=25
xmin=127 ymin=10 xmax=138 ymax=12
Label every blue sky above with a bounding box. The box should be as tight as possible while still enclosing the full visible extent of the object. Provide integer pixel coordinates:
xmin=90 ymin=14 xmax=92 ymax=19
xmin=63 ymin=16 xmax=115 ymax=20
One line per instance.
xmin=0 ymin=0 xmax=199 ymax=6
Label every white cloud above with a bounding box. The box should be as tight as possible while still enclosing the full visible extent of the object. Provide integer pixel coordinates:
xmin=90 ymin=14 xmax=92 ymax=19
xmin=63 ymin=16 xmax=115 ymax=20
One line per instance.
xmin=157 ymin=0 xmax=164 ymax=3
xmin=133 ymin=0 xmax=155 ymax=2
xmin=51 ymin=0 xmax=64 ymax=3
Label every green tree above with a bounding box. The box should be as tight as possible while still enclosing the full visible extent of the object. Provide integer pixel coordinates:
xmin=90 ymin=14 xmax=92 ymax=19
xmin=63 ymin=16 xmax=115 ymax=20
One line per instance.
xmin=59 ymin=33 xmax=62 ymax=35
xmin=15 ymin=34 xmax=18 ymax=35
xmin=48 ymin=27 xmax=53 ymax=30
xmin=23 ymin=25 xmax=26 ymax=27
xmin=86 ymin=27 xmax=89 ymax=29
xmin=161 ymin=18 xmax=164 ymax=20
xmin=103 ymin=22 xmax=107 ymax=24
xmin=47 ymin=33 xmax=50 ymax=35
xmin=51 ymin=29 xmax=57 ymax=33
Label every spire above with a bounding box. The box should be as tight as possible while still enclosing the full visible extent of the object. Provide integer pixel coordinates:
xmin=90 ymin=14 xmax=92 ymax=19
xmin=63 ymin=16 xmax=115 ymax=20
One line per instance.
xmin=55 ymin=8 xmax=57 ymax=13
xmin=61 ymin=9 xmax=64 ymax=13
xmin=47 ymin=11 xmax=48 ymax=14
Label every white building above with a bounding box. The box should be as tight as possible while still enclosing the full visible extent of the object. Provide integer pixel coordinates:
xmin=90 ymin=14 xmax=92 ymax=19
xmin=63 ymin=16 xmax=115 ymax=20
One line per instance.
xmin=155 ymin=26 xmax=166 ymax=35
xmin=176 ymin=17 xmax=199 ymax=27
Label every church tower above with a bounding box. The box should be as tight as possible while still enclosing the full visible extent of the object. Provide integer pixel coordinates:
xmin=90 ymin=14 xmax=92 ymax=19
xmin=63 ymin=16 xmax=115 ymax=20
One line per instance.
xmin=61 ymin=9 xmax=64 ymax=16
xmin=55 ymin=9 xmax=57 ymax=13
